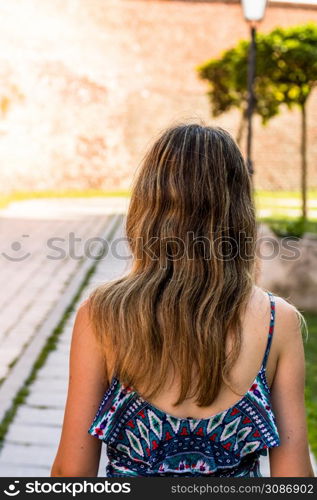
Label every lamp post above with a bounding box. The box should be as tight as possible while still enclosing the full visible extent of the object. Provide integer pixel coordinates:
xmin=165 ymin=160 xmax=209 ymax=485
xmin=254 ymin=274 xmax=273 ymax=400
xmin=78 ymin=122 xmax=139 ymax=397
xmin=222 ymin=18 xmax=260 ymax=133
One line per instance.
xmin=241 ymin=0 xmax=268 ymax=175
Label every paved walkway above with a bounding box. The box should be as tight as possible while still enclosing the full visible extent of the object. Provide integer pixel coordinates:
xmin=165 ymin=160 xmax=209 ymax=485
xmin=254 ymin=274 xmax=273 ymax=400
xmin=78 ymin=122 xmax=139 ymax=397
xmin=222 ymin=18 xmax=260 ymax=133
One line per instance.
xmin=0 ymin=215 xmax=130 ymax=476
xmin=0 ymin=197 xmax=129 ymax=384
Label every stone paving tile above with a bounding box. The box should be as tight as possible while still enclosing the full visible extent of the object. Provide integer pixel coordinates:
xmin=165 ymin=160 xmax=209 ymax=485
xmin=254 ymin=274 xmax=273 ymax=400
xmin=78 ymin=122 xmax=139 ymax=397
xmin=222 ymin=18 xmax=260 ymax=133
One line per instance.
xmin=0 ymin=443 xmax=57 ymax=469
xmin=5 ymin=424 xmax=62 ymax=447
xmin=14 ymin=406 xmax=64 ymax=427
xmin=30 ymin=378 xmax=68 ymax=394
xmin=0 ymin=464 xmax=51 ymax=477
xmin=35 ymin=368 xmax=68 ymax=381
xmin=40 ymin=354 xmax=70 ymax=368
xmin=260 ymin=456 xmax=270 ymax=477
xmin=25 ymin=392 xmax=67 ymax=410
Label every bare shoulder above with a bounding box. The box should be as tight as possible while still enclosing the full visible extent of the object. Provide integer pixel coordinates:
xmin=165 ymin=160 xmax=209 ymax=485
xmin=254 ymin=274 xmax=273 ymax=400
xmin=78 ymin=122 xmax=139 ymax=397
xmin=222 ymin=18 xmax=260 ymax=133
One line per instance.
xmin=67 ymin=298 xmax=106 ymax=377
xmin=74 ymin=297 xmax=115 ymax=381
xmin=252 ymin=286 xmax=302 ymax=334
xmin=71 ymin=298 xmax=96 ymax=339
xmin=273 ymin=295 xmax=304 ymax=352
xmin=252 ymin=287 xmax=303 ymax=342
xmin=74 ymin=298 xmax=91 ymax=322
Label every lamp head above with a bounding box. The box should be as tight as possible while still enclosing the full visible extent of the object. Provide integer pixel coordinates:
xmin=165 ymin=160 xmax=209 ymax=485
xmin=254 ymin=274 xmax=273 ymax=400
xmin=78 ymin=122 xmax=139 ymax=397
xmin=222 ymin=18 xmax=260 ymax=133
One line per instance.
xmin=241 ymin=0 xmax=268 ymax=22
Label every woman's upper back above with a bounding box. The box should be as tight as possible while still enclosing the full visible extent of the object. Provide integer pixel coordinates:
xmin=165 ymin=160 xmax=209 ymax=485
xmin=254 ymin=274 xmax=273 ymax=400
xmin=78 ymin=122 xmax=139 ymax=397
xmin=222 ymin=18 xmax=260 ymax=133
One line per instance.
xmin=133 ymin=286 xmax=279 ymax=420
xmin=101 ymin=286 xmax=279 ymax=419
xmin=87 ymin=287 xmax=284 ymax=476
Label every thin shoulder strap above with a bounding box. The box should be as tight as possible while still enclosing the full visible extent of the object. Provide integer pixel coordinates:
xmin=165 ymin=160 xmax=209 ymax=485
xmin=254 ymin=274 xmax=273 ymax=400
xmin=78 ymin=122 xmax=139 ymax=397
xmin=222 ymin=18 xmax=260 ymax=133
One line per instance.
xmin=261 ymin=291 xmax=276 ymax=369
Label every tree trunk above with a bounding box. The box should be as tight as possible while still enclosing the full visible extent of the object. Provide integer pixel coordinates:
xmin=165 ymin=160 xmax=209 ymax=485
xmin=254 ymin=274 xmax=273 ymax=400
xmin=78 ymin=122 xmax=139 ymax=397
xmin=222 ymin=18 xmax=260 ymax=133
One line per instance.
xmin=300 ymin=103 xmax=307 ymax=220
xmin=236 ymin=110 xmax=247 ymax=147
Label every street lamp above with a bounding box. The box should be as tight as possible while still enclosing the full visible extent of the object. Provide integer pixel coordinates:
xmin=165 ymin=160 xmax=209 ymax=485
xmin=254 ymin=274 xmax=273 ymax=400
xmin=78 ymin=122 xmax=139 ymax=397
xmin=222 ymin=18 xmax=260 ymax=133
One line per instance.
xmin=241 ymin=0 xmax=268 ymax=175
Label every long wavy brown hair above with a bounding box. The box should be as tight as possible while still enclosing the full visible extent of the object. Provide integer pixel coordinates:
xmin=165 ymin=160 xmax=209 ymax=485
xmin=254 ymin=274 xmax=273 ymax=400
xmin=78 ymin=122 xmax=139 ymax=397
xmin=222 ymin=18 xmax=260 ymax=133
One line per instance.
xmin=89 ymin=123 xmax=256 ymax=407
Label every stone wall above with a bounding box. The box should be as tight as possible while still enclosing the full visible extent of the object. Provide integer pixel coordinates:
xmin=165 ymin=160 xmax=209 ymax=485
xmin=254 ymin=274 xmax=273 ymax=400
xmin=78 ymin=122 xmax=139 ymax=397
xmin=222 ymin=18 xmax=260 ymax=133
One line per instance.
xmin=0 ymin=0 xmax=317 ymax=192
xmin=258 ymin=224 xmax=317 ymax=312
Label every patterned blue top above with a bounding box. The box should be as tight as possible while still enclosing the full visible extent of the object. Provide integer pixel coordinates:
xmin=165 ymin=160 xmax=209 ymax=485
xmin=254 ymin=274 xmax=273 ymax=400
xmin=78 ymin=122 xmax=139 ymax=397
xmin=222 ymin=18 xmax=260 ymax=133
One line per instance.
xmin=88 ymin=292 xmax=280 ymax=476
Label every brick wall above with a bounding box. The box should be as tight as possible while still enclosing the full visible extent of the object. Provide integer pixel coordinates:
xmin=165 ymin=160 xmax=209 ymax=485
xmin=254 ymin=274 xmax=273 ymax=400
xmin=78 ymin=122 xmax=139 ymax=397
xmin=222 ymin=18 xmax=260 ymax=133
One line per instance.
xmin=0 ymin=0 xmax=316 ymax=192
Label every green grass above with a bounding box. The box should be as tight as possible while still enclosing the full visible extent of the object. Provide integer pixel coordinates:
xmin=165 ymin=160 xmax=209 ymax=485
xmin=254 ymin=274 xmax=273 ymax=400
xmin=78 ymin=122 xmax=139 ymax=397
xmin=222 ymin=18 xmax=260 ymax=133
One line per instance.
xmin=1 ymin=188 xmax=316 ymax=215
xmin=0 ymin=189 xmax=131 ymax=209
xmin=255 ymin=190 xmax=317 ymax=236
xmin=255 ymin=189 xmax=317 ymax=200
xmin=260 ymin=217 xmax=317 ymax=237
xmin=304 ymin=314 xmax=317 ymax=459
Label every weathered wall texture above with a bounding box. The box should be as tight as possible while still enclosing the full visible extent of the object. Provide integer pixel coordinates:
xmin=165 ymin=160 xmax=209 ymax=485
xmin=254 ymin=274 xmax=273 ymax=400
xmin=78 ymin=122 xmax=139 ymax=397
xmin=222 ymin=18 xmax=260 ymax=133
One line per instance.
xmin=0 ymin=0 xmax=317 ymax=192
xmin=258 ymin=224 xmax=317 ymax=312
